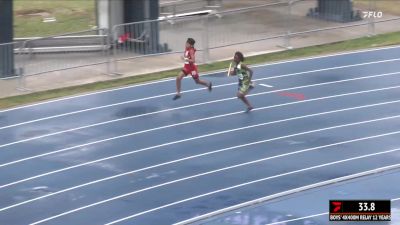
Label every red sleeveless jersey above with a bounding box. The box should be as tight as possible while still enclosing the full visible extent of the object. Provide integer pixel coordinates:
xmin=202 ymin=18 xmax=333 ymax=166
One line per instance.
xmin=184 ymin=47 xmax=196 ymax=65
xmin=182 ymin=47 xmax=198 ymax=78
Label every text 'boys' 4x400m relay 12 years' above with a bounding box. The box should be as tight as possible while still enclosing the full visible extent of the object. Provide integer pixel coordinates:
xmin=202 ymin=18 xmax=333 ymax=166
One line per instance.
xmin=329 ymin=200 xmax=391 ymax=222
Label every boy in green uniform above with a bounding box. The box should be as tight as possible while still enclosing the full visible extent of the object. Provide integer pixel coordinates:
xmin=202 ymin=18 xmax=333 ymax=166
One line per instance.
xmin=228 ymin=51 xmax=254 ymax=112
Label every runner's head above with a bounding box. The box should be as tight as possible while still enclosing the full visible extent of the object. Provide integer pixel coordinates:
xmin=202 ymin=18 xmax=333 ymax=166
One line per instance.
xmin=186 ymin=38 xmax=195 ymax=48
xmin=234 ymin=51 xmax=244 ymax=63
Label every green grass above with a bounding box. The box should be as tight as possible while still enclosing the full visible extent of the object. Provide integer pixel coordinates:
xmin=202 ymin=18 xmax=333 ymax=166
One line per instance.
xmin=14 ymin=0 xmax=96 ymax=37
xmin=1 ymin=31 xmax=400 ymax=109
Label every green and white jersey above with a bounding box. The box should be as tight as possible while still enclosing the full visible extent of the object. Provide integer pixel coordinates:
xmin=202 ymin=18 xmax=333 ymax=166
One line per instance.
xmin=235 ymin=62 xmax=250 ymax=81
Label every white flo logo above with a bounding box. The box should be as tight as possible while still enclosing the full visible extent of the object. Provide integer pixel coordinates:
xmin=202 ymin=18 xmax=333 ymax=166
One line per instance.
xmin=363 ymin=11 xmax=383 ymax=18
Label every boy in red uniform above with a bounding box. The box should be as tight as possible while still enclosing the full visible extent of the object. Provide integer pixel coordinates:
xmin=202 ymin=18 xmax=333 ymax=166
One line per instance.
xmin=173 ymin=38 xmax=212 ymax=100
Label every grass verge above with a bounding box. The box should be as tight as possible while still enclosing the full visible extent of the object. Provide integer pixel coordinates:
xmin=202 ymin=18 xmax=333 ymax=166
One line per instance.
xmin=1 ymin=31 xmax=400 ymax=109
xmin=14 ymin=0 xmax=96 ymax=37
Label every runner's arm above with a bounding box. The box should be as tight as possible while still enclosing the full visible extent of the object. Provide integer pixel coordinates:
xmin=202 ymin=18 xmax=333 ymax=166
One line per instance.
xmin=188 ymin=49 xmax=196 ymax=63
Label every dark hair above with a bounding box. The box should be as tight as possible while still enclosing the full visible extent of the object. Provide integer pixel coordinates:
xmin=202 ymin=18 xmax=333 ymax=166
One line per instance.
xmin=187 ymin=38 xmax=195 ymax=46
xmin=235 ymin=51 xmax=244 ymax=62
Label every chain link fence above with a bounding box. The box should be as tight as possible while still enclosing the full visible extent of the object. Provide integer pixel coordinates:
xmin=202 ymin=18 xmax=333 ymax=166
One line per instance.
xmin=110 ymin=0 xmax=400 ymax=75
xmin=20 ymin=29 xmax=109 ymax=76
xmin=11 ymin=29 xmax=110 ymax=90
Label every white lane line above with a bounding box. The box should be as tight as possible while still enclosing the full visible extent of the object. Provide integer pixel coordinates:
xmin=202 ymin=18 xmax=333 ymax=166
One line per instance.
xmin=1 ymin=85 xmax=399 ymax=173
xmin=2 ymin=129 xmax=399 ymax=213
xmin=0 ymin=86 xmax=205 ymax=130
xmin=259 ymin=83 xmax=274 ymax=88
xmin=0 ymin=88 xmax=397 ymax=193
xmin=2 ymin=45 xmax=399 ymax=113
xmin=2 ymin=70 xmax=400 ymax=149
xmin=101 ymin=150 xmax=400 ymax=225
xmin=32 ymin=146 xmax=400 ymax=225
xmin=1 ymin=102 xmax=399 ymax=193
xmin=176 ymin=163 xmax=400 ymax=225
xmin=2 ymin=57 xmax=400 ymax=130
xmin=175 ymin=164 xmax=400 ymax=225
xmin=0 ymin=78 xmax=177 ymax=113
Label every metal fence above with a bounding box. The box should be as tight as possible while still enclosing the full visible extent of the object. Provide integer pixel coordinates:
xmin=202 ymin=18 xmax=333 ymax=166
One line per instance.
xmin=10 ymin=28 xmax=111 ymax=90
xmin=160 ymin=0 xmax=223 ymax=17
xmin=109 ymin=0 xmax=400 ymax=74
xmin=1 ymin=0 xmax=400 ymax=92
xmin=20 ymin=28 xmax=110 ymax=76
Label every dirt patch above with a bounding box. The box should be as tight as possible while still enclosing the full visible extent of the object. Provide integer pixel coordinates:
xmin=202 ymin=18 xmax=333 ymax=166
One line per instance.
xmin=16 ymin=8 xmax=84 ymax=18
xmin=16 ymin=9 xmax=51 ymax=16
xmin=53 ymin=8 xmax=78 ymax=15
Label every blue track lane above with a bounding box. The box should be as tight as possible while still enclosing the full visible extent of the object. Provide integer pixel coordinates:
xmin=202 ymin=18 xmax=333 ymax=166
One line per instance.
xmin=0 ymin=46 xmax=400 ymax=225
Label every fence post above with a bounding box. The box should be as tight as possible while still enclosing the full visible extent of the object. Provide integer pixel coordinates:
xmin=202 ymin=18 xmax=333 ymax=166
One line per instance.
xmin=367 ymin=0 xmax=376 ymax=36
xmin=103 ymin=28 xmax=112 ymax=75
xmin=113 ymin=25 xmax=119 ymax=75
xmin=16 ymin=66 xmax=26 ymax=91
xmin=282 ymin=0 xmax=293 ymax=49
xmin=16 ymin=41 xmax=30 ymax=92
xmin=110 ymin=25 xmax=122 ymax=76
xmin=202 ymin=14 xmax=210 ymax=64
